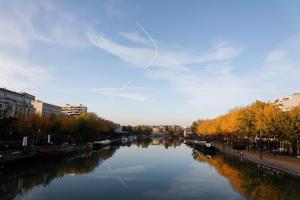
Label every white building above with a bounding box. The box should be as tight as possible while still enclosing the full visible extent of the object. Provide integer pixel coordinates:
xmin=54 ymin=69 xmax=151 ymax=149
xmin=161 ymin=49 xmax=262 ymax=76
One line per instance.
xmin=31 ymin=100 xmax=61 ymax=117
xmin=61 ymin=104 xmax=87 ymax=116
xmin=0 ymin=88 xmax=35 ymax=117
xmin=114 ymin=125 xmax=129 ymax=134
xmin=183 ymin=127 xmax=193 ymax=137
xmin=152 ymin=126 xmax=161 ymax=133
xmin=274 ymin=93 xmax=300 ymax=111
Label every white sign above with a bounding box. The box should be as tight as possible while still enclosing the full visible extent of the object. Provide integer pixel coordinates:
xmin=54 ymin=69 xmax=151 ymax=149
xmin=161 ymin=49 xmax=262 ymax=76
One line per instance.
xmin=22 ymin=136 xmax=28 ymax=147
xmin=48 ymin=134 xmax=51 ymax=144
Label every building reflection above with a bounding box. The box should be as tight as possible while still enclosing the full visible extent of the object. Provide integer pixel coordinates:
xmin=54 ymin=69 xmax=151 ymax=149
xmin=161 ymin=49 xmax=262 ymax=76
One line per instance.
xmin=132 ymin=137 xmax=183 ymax=149
xmin=0 ymin=148 xmax=117 ymax=200
xmin=192 ymin=150 xmax=300 ymax=200
xmin=2 ymin=141 xmax=300 ymax=200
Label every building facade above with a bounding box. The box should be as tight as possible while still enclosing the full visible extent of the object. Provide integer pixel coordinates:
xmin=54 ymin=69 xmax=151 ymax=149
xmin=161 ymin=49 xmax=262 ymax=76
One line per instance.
xmin=152 ymin=126 xmax=161 ymax=133
xmin=31 ymin=100 xmax=61 ymax=117
xmin=61 ymin=104 xmax=87 ymax=116
xmin=0 ymin=88 xmax=35 ymax=117
xmin=183 ymin=127 xmax=193 ymax=138
xmin=274 ymin=93 xmax=300 ymax=111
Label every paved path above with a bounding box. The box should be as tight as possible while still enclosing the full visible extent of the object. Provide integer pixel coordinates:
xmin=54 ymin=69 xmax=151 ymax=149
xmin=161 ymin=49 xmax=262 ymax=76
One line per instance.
xmin=215 ymin=144 xmax=300 ymax=177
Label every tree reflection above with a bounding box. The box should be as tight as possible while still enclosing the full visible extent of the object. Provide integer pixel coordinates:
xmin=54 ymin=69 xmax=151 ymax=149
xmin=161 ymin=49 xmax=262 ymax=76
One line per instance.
xmin=132 ymin=138 xmax=183 ymax=149
xmin=132 ymin=138 xmax=152 ymax=148
xmin=163 ymin=139 xmax=182 ymax=149
xmin=192 ymin=150 xmax=300 ymax=200
xmin=0 ymin=148 xmax=116 ymax=200
xmin=2 ymin=141 xmax=299 ymax=200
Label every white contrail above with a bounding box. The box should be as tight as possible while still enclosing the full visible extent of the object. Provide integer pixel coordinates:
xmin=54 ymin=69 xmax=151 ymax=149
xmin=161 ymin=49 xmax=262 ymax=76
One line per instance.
xmin=105 ymin=162 xmax=129 ymax=189
xmin=136 ymin=22 xmax=158 ymax=70
xmin=110 ymin=81 xmax=131 ymax=99
xmin=120 ymin=81 xmax=131 ymax=88
xmin=105 ymin=162 xmax=112 ymax=171
xmin=110 ymin=23 xmax=157 ymax=100
xmin=118 ymin=177 xmax=129 ymax=188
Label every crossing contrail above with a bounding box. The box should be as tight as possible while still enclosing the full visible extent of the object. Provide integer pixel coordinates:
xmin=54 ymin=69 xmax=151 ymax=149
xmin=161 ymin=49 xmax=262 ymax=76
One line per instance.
xmin=111 ymin=81 xmax=131 ymax=99
xmin=105 ymin=162 xmax=129 ymax=189
xmin=136 ymin=22 xmax=158 ymax=70
xmin=118 ymin=177 xmax=129 ymax=188
xmin=111 ymin=23 xmax=158 ymax=99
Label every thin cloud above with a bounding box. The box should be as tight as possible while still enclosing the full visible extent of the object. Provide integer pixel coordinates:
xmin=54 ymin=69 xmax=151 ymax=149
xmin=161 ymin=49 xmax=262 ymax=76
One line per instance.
xmin=88 ymin=28 xmax=300 ymax=118
xmin=87 ymin=29 xmax=244 ymax=116
xmin=87 ymin=30 xmax=242 ymax=72
xmin=0 ymin=54 xmax=52 ymax=90
xmin=0 ymin=18 xmax=27 ymax=48
xmin=0 ymin=1 xmax=86 ymax=91
xmin=119 ymin=32 xmax=152 ymax=47
xmin=0 ymin=0 xmax=87 ymax=49
xmin=90 ymin=86 xmax=151 ymax=101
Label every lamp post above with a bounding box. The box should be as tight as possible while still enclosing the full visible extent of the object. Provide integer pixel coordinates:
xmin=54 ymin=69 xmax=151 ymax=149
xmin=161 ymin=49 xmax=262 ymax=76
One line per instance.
xmin=260 ymin=131 xmax=263 ymax=160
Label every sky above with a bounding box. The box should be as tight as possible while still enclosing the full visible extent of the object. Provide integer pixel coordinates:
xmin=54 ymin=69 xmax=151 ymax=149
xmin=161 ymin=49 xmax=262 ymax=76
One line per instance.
xmin=1 ymin=0 xmax=300 ymax=126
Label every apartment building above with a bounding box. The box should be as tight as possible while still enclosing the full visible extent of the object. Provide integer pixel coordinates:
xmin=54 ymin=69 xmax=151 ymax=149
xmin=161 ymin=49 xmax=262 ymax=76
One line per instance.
xmin=274 ymin=93 xmax=300 ymax=111
xmin=0 ymin=88 xmax=35 ymax=117
xmin=61 ymin=104 xmax=87 ymax=116
xmin=183 ymin=127 xmax=193 ymax=137
xmin=31 ymin=100 xmax=61 ymax=117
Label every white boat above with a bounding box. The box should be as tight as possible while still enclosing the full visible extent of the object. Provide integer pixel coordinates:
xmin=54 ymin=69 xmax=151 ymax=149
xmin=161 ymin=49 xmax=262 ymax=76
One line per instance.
xmin=194 ymin=140 xmax=213 ymax=148
xmin=97 ymin=140 xmax=111 ymax=145
xmin=92 ymin=140 xmax=111 ymax=149
xmin=121 ymin=137 xmax=128 ymax=143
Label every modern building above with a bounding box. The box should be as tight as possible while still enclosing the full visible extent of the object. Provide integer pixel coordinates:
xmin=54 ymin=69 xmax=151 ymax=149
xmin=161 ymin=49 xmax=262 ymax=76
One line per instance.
xmin=31 ymin=100 xmax=61 ymax=117
xmin=174 ymin=125 xmax=183 ymax=133
xmin=114 ymin=125 xmax=130 ymax=134
xmin=0 ymin=88 xmax=35 ymax=117
xmin=183 ymin=127 xmax=193 ymax=138
xmin=274 ymin=93 xmax=300 ymax=111
xmin=151 ymin=125 xmax=183 ymax=134
xmin=152 ymin=126 xmax=161 ymax=133
xmin=61 ymin=104 xmax=87 ymax=116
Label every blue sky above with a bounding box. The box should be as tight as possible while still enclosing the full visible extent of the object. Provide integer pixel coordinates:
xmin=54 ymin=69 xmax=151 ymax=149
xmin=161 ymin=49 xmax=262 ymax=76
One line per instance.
xmin=1 ymin=0 xmax=300 ymax=126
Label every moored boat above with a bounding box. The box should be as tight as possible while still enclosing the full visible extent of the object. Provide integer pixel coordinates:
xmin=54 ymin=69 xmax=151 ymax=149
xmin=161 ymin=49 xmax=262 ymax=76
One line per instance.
xmin=92 ymin=140 xmax=111 ymax=150
xmin=121 ymin=136 xmax=128 ymax=143
xmin=0 ymin=149 xmax=39 ymax=166
xmin=38 ymin=146 xmax=64 ymax=158
xmin=194 ymin=140 xmax=216 ymax=153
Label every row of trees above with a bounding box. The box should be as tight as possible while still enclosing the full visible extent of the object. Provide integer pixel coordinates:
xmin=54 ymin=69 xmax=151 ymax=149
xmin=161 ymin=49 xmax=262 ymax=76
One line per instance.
xmin=122 ymin=125 xmax=184 ymax=136
xmin=122 ymin=125 xmax=153 ymax=135
xmin=164 ymin=125 xmax=184 ymax=136
xmin=193 ymin=101 xmax=300 ymax=154
xmin=0 ymin=112 xmax=115 ymax=147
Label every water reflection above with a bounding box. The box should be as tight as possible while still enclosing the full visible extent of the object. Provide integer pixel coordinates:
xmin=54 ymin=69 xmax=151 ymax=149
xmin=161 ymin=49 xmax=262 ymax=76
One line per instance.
xmin=0 ymin=147 xmax=117 ymax=200
xmin=0 ymin=139 xmax=299 ymax=200
xmin=192 ymin=149 xmax=300 ymax=200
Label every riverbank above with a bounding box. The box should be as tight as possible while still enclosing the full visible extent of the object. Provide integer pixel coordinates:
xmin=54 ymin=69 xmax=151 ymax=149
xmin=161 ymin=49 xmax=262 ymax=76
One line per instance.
xmin=215 ymin=144 xmax=300 ymax=177
xmin=0 ymin=137 xmax=126 ymax=169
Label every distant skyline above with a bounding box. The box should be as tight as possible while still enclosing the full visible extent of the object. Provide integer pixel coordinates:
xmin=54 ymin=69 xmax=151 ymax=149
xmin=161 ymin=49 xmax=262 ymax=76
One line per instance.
xmin=1 ymin=0 xmax=300 ymax=126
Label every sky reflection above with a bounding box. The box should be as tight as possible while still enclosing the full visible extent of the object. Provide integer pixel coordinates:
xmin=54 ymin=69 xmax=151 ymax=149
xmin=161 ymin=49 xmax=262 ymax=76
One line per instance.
xmin=3 ymin=141 xmax=300 ymax=200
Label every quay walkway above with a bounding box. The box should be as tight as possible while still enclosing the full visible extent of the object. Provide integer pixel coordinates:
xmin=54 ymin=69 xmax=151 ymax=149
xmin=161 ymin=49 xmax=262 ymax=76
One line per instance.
xmin=215 ymin=144 xmax=300 ymax=177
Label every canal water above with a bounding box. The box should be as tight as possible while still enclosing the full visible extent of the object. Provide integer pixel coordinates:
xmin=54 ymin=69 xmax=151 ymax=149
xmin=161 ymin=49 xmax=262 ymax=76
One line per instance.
xmin=1 ymin=139 xmax=300 ymax=200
